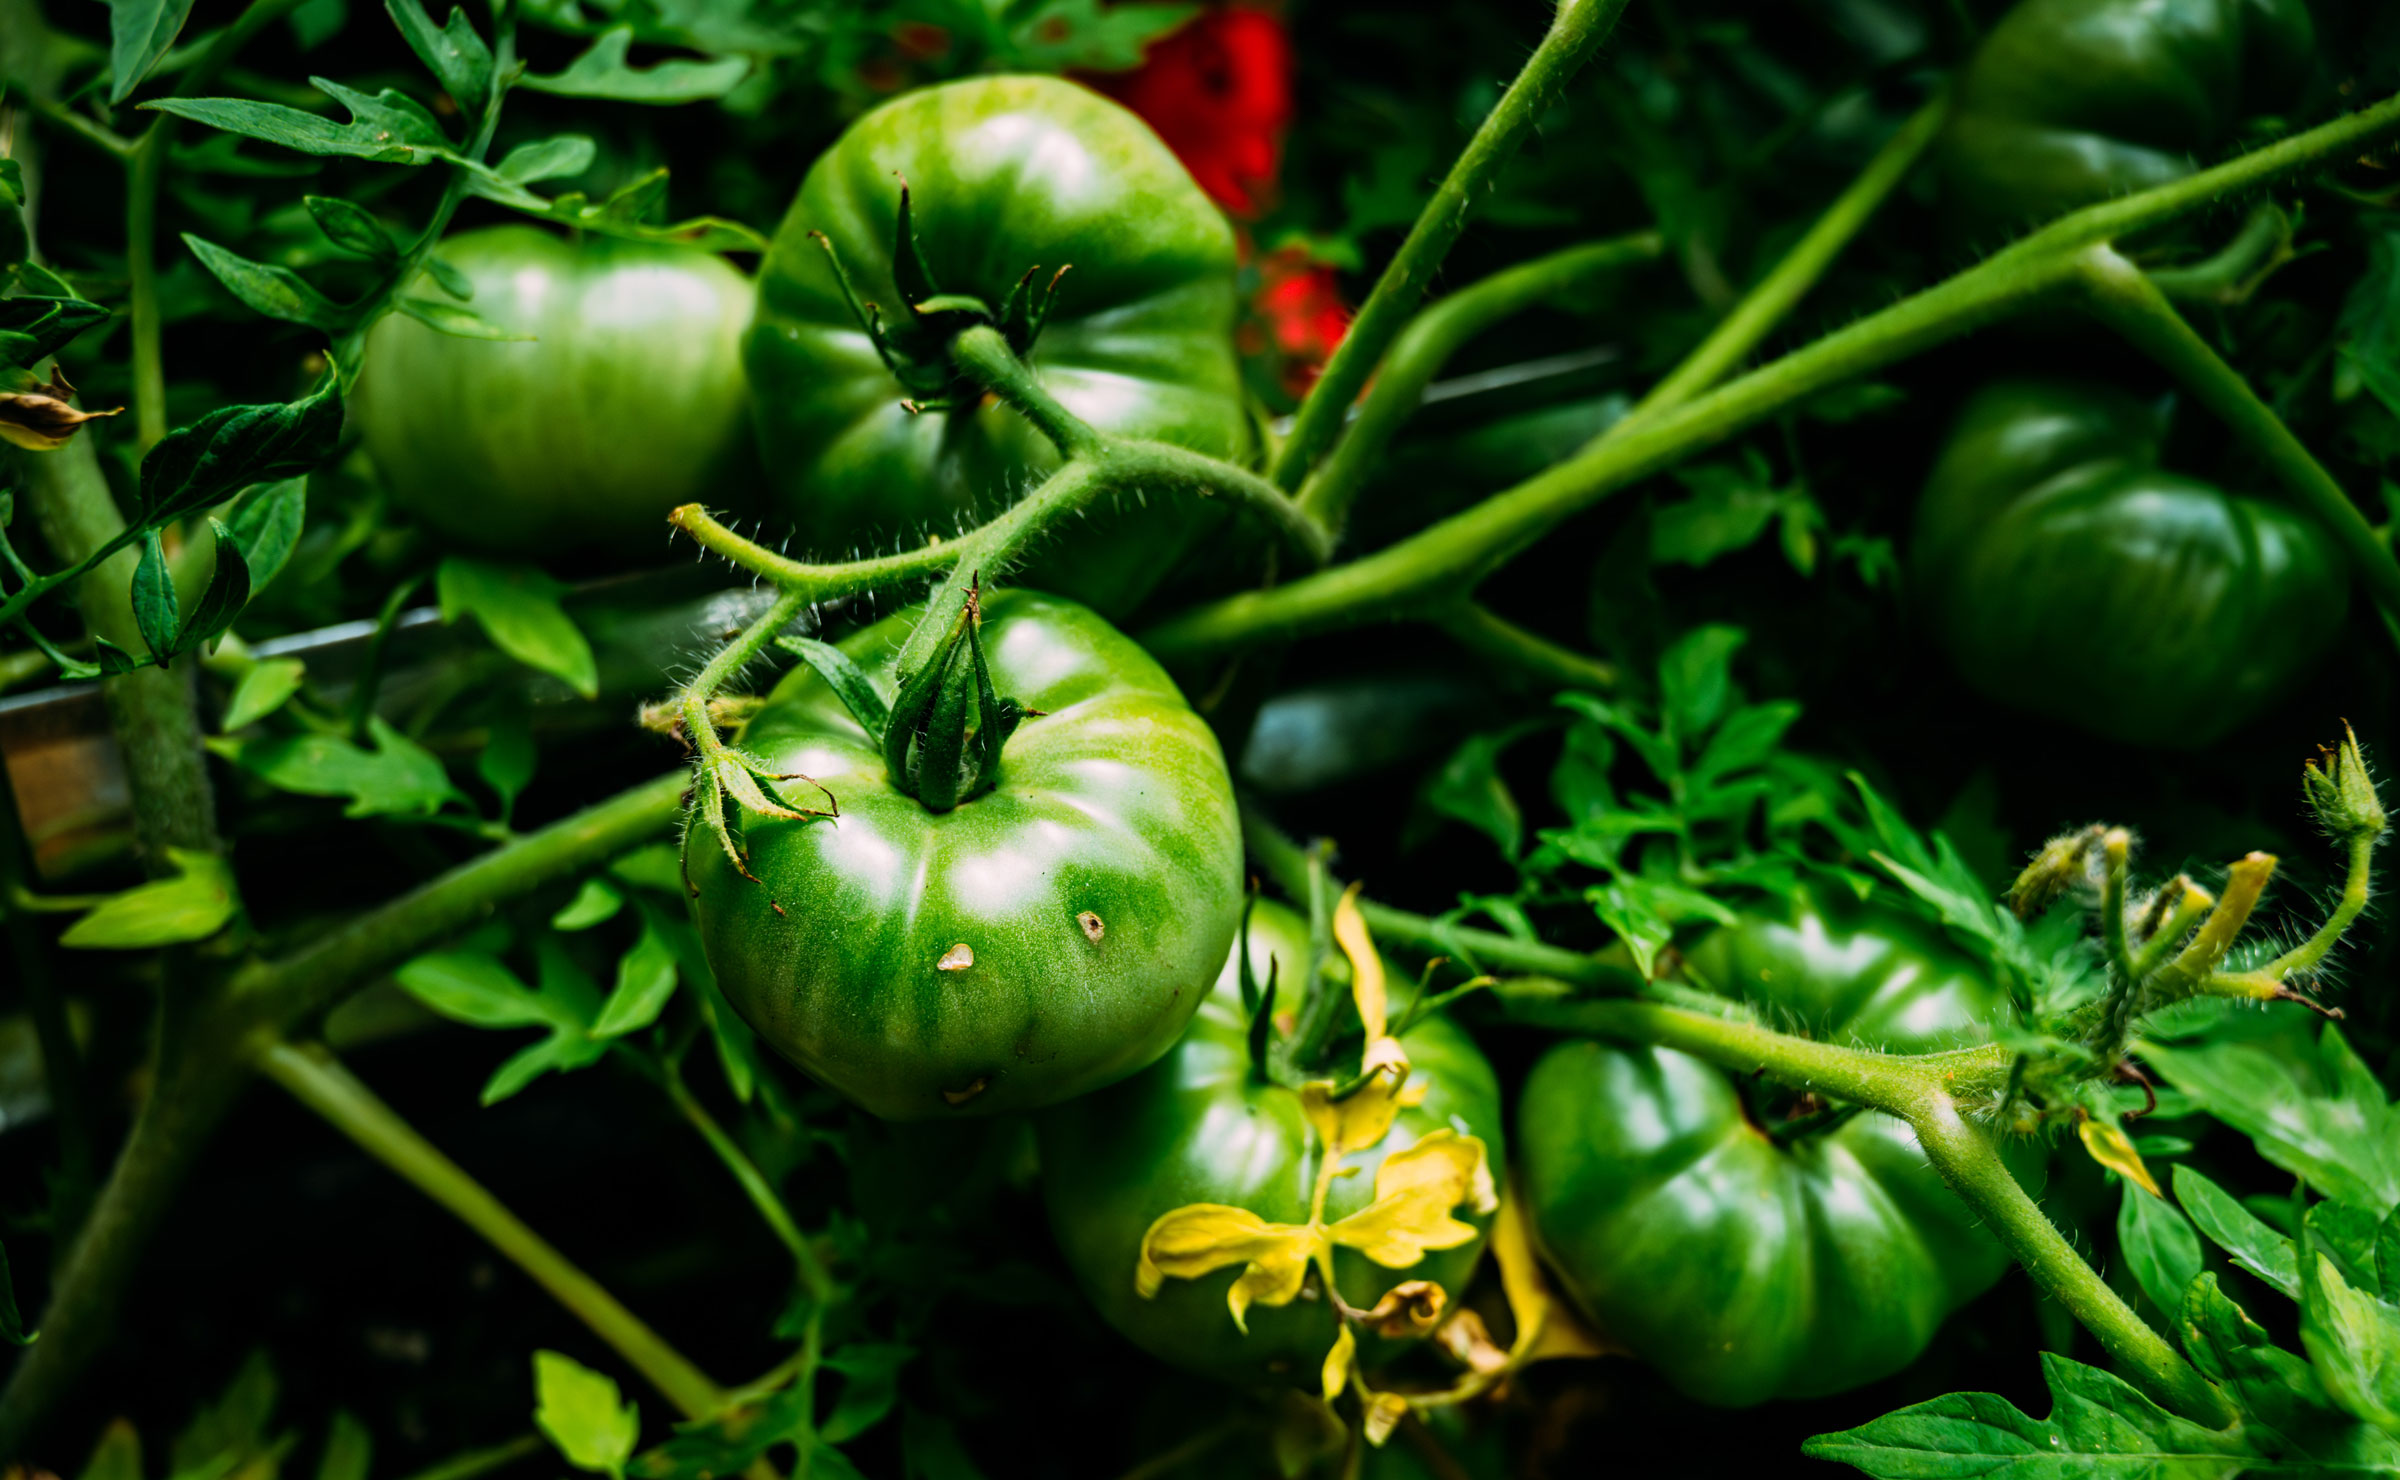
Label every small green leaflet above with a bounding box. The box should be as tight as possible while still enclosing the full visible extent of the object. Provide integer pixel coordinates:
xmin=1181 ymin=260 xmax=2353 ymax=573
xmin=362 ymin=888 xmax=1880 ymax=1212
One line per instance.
xmin=2182 ymin=1273 xmax=2400 ymax=1471
xmin=520 ymin=27 xmax=749 ymax=104
xmin=533 ymin=1351 xmax=640 ymax=1478
xmin=59 ymin=847 xmax=238 ymax=949
xmin=2174 ymin=1165 xmax=2299 ymax=1298
xmin=224 ymin=477 xmax=308 ymax=597
xmin=999 ymin=0 xmax=1198 ymax=72
xmin=107 ymin=0 xmax=198 ymax=104
xmin=436 ymin=558 xmax=598 ymax=697
xmin=2335 ymin=216 xmax=2400 ymax=422
xmin=551 ymin=878 xmax=624 ymax=932
xmin=0 ymin=295 xmax=111 ymax=370
xmin=818 ymin=1343 xmax=915 ymax=1444
xmin=590 ymin=913 xmax=680 ymax=1039
xmin=394 ymin=943 xmax=606 ymax=1104
xmin=306 ymin=197 xmax=401 ymax=262
xmin=465 ymin=165 xmax=769 ymax=255
xmin=2115 ymin=1177 xmax=2203 ymax=1322
xmin=2300 ymin=1201 xmax=2400 ymax=1430
xmin=221 ymin=658 xmax=306 ymax=732
xmin=316 ymin=1411 xmax=371 ymax=1480
xmin=394 ymin=295 xmax=529 ymax=341
xmin=478 ymin=711 xmax=537 ymax=821
xmin=495 ymin=135 xmax=597 ymax=185
xmin=1418 ymin=727 xmax=1531 ymax=858
xmin=183 ymin=234 xmax=348 ymax=331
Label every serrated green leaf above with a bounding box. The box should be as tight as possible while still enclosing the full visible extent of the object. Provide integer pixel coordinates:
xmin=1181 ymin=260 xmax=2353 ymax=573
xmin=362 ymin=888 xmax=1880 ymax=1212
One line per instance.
xmin=1801 ymin=1350 xmax=2256 ymax=1477
xmin=386 ymin=0 xmax=493 ymax=107
xmin=183 ymin=233 xmax=347 ymax=330
xmin=226 ymin=716 xmax=458 ymax=818
xmin=144 ymin=79 xmax=450 ymax=163
xmin=520 ymin=27 xmax=748 ymax=103
xmin=221 ymin=658 xmax=306 ymax=732
xmin=533 ymin=1350 xmax=639 ymax=1476
xmin=436 ymin=558 xmax=597 ymax=696
xmin=107 ymin=0 xmax=198 ymax=104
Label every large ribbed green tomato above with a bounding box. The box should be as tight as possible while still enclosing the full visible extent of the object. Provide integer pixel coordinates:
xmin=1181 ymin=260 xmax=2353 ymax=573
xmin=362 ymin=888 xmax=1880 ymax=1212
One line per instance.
xmin=1036 ymin=900 xmax=1504 ymax=1386
xmin=1518 ymin=889 xmax=2019 ymax=1407
xmin=356 ymin=225 xmax=754 ymax=554
xmin=1937 ymin=0 xmax=2315 ymax=241
xmin=1912 ymin=378 xmax=2348 ymax=749
xmin=745 ymin=75 xmax=1248 ymax=616
xmin=689 ymin=590 xmax=1241 ymax=1121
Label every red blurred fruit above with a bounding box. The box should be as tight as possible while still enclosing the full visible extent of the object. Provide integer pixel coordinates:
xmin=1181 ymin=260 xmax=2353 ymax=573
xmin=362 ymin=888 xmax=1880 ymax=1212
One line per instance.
xmin=1097 ymin=5 xmax=1293 ymax=217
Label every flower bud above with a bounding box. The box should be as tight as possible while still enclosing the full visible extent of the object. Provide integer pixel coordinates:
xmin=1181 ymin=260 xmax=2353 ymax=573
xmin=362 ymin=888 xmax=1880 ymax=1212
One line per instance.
xmin=2009 ymin=824 xmax=2106 ymax=919
xmin=2302 ymin=723 xmax=2386 ymax=845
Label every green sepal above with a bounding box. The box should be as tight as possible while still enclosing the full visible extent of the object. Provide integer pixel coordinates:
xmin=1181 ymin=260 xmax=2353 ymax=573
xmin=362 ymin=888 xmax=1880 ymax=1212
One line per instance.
xmin=911 ymin=642 xmax=975 ymax=812
xmin=777 ymin=633 xmax=889 ymax=742
xmin=1247 ymin=964 xmax=1278 ymax=1081
xmin=891 ymin=179 xmax=941 ymax=311
xmin=996 ymin=264 xmax=1068 ymax=356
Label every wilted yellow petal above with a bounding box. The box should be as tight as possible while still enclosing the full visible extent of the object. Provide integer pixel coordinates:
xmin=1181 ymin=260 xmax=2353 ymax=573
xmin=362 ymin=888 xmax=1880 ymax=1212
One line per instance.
xmin=1358 ymin=1034 xmax=1410 ymax=1084
xmin=1363 ymin=1392 xmax=1410 ymax=1447
xmin=1358 ymin=1279 xmax=1446 ymax=1339
xmin=1321 ymin=1321 xmax=1355 ymax=1401
xmin=1438 ymin=1307 xmax=1511 ymax=1375
xmin=1492 ymin=1186 xmax=1608 ymax=1363
xmin=1333 ymin=882 xmax=1387 ymax=1041
xmin=1299 ymin=1070 xmax=1410 ymax=1163
xmin=1136 ymin=1203 xmax=1321 ymax=1331
xmin=2077 ymin=1116 xmax=2162 ymax=1197
xmin=1327 ymin=1131 xmax=1489 ymax=1269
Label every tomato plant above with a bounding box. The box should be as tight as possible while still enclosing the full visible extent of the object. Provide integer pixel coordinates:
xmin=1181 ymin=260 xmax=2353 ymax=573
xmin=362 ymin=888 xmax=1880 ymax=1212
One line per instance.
xmin=357 ymin=225 xmax=757 ymax=556
xmin=5 ymin=0 xmax=2400 ymax=1476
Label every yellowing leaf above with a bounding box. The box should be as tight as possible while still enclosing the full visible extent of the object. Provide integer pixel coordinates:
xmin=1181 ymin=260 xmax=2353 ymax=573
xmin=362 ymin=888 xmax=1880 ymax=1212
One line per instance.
xmin=1136 ymin=1204 xmax=1321 ymax=1330
xmin=1334 ymin=882 xmax=1388 ymax=1041
xmin=1328 ymin=1131 xmax=1491 ymax=1268
xmin=2079 ymin=1116 xmax=2163 ymax=1197
xmin=1364 ymin=1392 xmax=1410 ymax=1447
xmin=1321 ymin=1321 xmax=1355 ymax=1402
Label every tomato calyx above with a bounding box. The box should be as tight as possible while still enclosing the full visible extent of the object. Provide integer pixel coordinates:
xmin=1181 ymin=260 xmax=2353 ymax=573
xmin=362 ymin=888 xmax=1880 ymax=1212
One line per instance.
xmin=808 ymin=179 xmax=1072 ymax=414
xmin=780 ymin=578 xmax=1031 ymax=813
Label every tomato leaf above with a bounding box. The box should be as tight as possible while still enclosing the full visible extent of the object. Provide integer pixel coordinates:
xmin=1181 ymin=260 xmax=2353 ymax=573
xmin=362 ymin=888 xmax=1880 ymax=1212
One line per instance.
xmin=2300 ymin=1202 xmax=2400 ymax=1430
xmin=520 ymin=28 xmax=748 ymax=104
xmin=998 ymin=0 xmax=1200 ymax=73
xmin=224 ymin=476 xmax=307 ymax=595
xmin=59 ymin=847 xmax=238 ymax=950
xmin=533 ymin=1350 xmax=640 ymax=1476
xmin=2182 ymin=1273 xmax=2400 ymax=1469
xmin=385 ymin=0 xmax=493 ymax=109
xmin=2173 ymin=1166 xmax=2299 ymax=1299
xmin=0 ymin=294 xmax=111 ymax=370
xmin=106 ymin=0 xmax=197 ymax=104
xmin=1417 ymin=727 xmax=1527 ymax=859
xmin=591 ymin=917 xmax=680 ymax=1038
xmin=477 ymin=710 xmax=536 ymax=822
xmin=172 ymin=518 xmax=253 ymax=659
xmin=1801 ymin=1351 xmax=2259 ymax=1477
xmin=395 ymin=950 xmax=551 ymax=1030
xmin=2116 ymin=1175 xmax=2203 ymax=1322
xmin=306 ymin=196 xmax=401 ymax=262
xmin=550 ymin=879 xmax=624 ymax=933
xmin=436 ymin=558 xmax=598 ymax=698
xmin=140 ymin=378 xmax=343 ymax=526
xmin=182 ymin=234 xmax=349 ymax=331
xmin=144 ymin=80 xmax=451 ymax=163
xmin=221 ymin=716 xmax=459 ymax=818
xmin=130 ymin=528 xmax=178 ymax=662
xmin=2141 ymin=1027 xmax=2400 ymax=1214
xmin=495 ymin=134 xmax=597 ymax=185
xmin=220 ymin=658 xmax=306 ymax=732
xmin=394 ymin=294 xmax=532 ymax=341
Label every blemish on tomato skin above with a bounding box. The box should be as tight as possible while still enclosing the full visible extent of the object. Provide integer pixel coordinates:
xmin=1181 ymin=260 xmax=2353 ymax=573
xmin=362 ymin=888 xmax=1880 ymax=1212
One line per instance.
xmin=941 ymin=1076 xmax=988 ymax=1106
xmin=938 ymin=942 xmax=974 ymax=971
xmin=1078 ymin=910 xmax=1105 ymax=942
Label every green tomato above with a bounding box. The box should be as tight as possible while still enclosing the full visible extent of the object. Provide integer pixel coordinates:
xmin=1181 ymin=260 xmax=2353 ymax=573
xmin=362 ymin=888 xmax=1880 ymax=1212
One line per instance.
xmin=1036 ymin=900 xmax=1505 ymax=1386
xmin=1913 ymin=377 xmax=2348 ymax=749
xmin=1937 ymin=0 xmax=2315 ymax=241
xmin=356 ymin=225 xmax=754 ymax=555
xmin=1517 ymin=888 xmax=2020 ymax=1407
xmin=745 ymin=75 xmax=1249 ymax=616
xmin=689 ymin=589 xmax=1241 ymax=1121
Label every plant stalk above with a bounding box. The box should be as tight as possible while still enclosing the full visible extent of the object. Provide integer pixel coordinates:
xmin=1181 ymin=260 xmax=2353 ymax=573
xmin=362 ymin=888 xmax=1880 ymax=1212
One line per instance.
xmin=260 ymin=1042 xmax=729 ymax=1421
xmin=1269 ymin=0 xmax=1633 ymax=492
